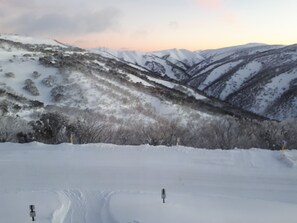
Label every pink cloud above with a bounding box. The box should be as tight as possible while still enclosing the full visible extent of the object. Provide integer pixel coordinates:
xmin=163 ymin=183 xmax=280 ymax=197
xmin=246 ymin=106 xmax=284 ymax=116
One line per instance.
xmin=192 ymin=0 xmax=240 ymax=26
xmin=193 ymin=0 xmax=223 ymax=9
xmin=223 ymin=11 xmax=238 ymax=23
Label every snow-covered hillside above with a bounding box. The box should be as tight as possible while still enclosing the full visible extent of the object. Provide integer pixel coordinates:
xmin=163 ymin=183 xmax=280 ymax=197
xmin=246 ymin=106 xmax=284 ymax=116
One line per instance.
xmin=91 ymin=48 xmax=204 ymax=80
xmin=152 ymin=48 xmax=203 ymax=66
xmin=0 ymin=143 xmax=297 ymax=223
xmin=4 ymin=34 xmax=283 ymax=149
xmin=0 ymin=34 xmax=66 ymax=47
xmin=92 ymin=43 xmax=297 ymax=120
xmin=0 ymin=34 xmax=214 ymax=127
xmin=2 ymin=34 xmax=297 ymax=148
xmin=200 ymin=43 xmax=281 ymax=61
xmin=2 ymin=33 xmax=268 ymax=132
xmin=187 ymin=43 xmax=297 ymax=120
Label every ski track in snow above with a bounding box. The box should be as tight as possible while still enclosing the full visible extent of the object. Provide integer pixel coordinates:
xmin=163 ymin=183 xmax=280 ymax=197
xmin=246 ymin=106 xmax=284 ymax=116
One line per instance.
xmin=53 ymin=190 xmax=118 ymax=223
xmin=52 ymin=191 xmax=71 ymax=223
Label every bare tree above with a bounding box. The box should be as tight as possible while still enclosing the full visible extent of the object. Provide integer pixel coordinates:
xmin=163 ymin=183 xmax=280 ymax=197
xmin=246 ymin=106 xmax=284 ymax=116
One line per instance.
xmin=0 ymin=116 xmax=31 ymax=142
xmin=30 ymin=112 xmax=69 ymax=144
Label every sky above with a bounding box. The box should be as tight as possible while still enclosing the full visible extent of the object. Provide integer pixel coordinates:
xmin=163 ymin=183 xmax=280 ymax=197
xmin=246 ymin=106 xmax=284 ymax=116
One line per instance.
xmin=0 ymin=0 xmax=297 ymax=51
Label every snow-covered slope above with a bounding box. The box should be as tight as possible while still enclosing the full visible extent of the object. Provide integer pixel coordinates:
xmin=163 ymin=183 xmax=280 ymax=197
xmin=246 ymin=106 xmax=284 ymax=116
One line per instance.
xmin=92 ymin=43 xmax=297 ymax=120
xmin=0 ymin=142 xmax=297 ymax=223
xmin=2 ymin=34 xmax=268 ymax=129
xmin=91 ymin=48 xmax=204 ymax=80
xmin=152 ymin=48 xmax=204 ymax=66
xmin=187 ymin=43 xmax=297 ymax=120
xmin=0 ymin=34 xmax=66 ymax=47
xmin=200 ymin=43 xmax=280 ymax=60
xmin=2 ymin=34 xmax=238 ymax=131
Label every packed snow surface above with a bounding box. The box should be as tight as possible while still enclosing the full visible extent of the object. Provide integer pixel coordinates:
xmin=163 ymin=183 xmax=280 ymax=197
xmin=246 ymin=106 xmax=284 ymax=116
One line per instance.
xmin=0 ymin=143 xmax=297 ymax=223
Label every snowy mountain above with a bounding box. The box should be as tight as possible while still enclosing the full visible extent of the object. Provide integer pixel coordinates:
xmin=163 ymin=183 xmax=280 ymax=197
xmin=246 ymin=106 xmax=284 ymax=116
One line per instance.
xmin=96 ymin=43 xmax=297 ymax=120
xmin=187 ymin=43 xmax=297 ymax=120
xmin=3 ymin=34 xmax=297 ymax=148
xmin=0 ymin=34 xmax=207 ymax=124
xmin=1 ymin=142 xmax=297 ymax=223
xmin=2 ymin=34 xmax=276 ymax=147
xmin=91 ymin=48 xmax=204 ymax=80
xmin=1 ymin=34 xmax=266 ymax=123
xmin=152 ymin=48 xmax=203 ymax=67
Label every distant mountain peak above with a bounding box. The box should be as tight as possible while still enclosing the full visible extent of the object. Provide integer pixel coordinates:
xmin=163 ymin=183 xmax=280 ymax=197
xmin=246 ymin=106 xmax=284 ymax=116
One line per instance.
xmin=91 ymin=48 xmax=204 ymax=80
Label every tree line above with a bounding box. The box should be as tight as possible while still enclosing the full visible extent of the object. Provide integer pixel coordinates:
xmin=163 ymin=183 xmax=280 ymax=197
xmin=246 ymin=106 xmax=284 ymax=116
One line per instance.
xmin=0 ymin=112 xmax=296 ymax=150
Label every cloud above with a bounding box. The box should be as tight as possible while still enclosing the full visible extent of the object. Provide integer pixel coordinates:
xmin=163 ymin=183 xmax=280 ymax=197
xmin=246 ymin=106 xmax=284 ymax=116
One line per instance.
xmin=191 ymin=0 xmax=240 ymax=26
xmin=223 ymin=11 xmax=238 ymax=24
xmin=131 ymin=30 xmax=149 ymax=39
xmin=169 ymin=21 xmax=179 ymax=29
xmin=0 ymin=0 xmax=36 ymax=7
xmin=3 ymin=7 xmax=121 ymax=35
